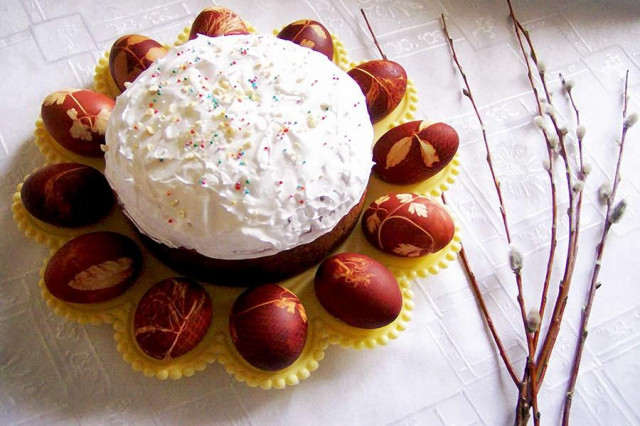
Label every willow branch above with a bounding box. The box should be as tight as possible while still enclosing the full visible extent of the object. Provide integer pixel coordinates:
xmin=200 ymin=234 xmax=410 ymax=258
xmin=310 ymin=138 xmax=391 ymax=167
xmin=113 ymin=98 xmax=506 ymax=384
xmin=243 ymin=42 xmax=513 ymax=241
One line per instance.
xmin=442 ymin=194 xmax=520 ymax=385
xmin=559 ymin=73 xmax=585 ymax=175
xmin=562 ymin=71 xmax=632 ymax=425
xmin=443 ymin=14 xmax=536 ymax=420
xmin=503 ymin=2 xmax=560 ymax=359
xmin=503 ymin=3 xmax=583 ymax=402
xmin=360 ymin=9 xmax=387 ymax=60
xmin=441 ymin=12 xmax=533 ymax=348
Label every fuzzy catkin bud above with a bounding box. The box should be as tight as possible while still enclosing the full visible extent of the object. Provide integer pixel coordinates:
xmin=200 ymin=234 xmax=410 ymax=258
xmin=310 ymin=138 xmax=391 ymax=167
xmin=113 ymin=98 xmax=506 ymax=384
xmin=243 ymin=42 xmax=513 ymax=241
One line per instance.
xmin=509 ymin=245 xmax=524 ymax=274
xmin=564 ymin=79 xmax=574 ymax=92
xmin=609 ymin=199 xmax=627 ymax=224
xmin=544 ymin=103 xmax=556 ymax=118
xmin=582 ymin=163 xmax=592 ymax=176
xmin=624 ymin=112 xmax=638 ymax=128
xmin=538 ymin=60 xmax=547 ymax=74
xmin=548 ymin=134 xmax=559 ymax=150
xmin=533 ymin=115 xmax=546 ymax=129
xmin=599 ymin=183 xmax=612 ymax=203
xmin=573 ymin=180 xmax=584 ymax=193
xmin=542 ymin=158 xmax=551 ymax=171
xmin=526 ymin=310 xmax=541 ymax=333
xmin=576 ymin=125 xmax=587 ymax=140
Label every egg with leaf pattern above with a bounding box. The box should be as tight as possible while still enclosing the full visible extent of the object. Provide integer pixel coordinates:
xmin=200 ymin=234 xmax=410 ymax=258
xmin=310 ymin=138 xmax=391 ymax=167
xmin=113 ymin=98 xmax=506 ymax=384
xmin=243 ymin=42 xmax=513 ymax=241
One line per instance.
xmin=41 ymin=89 xmax=115 ymax=157
xmin=347 ymin=59 xmax=407 ymax=123
xmin=315 ymin=253 xmax=402 ymax=329
xmin=277 ymin=19 xmax=333 ymax=60
xmin=361 ymin=193 xmax=454 ymax=258
xmin=21 ymin=162 xmax=114 ymax=227
xmin=44 ymin=232 xmax=142 ymax=304
xmin=189 ymin=6 xmax=249 ymax=40
xmin=109 ymin=34 xmax=168 ymax=92
xmin=229 ymin=284 xmax=307 ymax=371
xmin=134 ymin=277 xmax=213 ymax=360
xmin=373 ymin=121 xmax=459 ymax=184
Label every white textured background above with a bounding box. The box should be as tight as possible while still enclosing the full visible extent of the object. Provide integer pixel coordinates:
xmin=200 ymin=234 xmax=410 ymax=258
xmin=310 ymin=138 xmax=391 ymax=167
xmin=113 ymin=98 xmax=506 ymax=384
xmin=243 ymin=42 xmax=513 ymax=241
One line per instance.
xmin=1 ymin=0 xmax=640 ymax=425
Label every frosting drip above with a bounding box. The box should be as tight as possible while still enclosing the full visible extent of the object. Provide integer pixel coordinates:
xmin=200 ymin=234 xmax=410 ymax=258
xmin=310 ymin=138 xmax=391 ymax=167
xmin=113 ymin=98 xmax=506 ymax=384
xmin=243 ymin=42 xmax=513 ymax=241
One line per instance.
xmin=105 ymin=34 xmax=373 ymax=259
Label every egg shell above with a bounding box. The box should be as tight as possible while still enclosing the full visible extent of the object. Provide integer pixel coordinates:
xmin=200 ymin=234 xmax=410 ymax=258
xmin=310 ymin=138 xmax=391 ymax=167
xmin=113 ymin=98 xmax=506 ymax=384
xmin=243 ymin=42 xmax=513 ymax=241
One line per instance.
xmin=134 ymin=277 xmax=213 ymax=360
xmin=373 ymin=121 xmax=459 ymax=184
xmin=21 ymin=162 xmax=114 ymax=227
xmin=362 ymin=193 xmax=455 ymax=258
xmin=109 ymin=34 xmax=167 ymax=92
xmin=229 ymin=284 xmax=308 ymax=371
xmin=277 ymin=19 xmax=333 ymax=60
xmin=44 ymin=231 xmax=143 ymax=304
xmin=315 ymin=253 xmax=402 ymax=329
xmin=41 ymin=89 xmax=115 ymax=157
xmin=189 ymin=6 xmax=249 ymax=40
xmin=347 ymin=59 xmax=407 ymax=123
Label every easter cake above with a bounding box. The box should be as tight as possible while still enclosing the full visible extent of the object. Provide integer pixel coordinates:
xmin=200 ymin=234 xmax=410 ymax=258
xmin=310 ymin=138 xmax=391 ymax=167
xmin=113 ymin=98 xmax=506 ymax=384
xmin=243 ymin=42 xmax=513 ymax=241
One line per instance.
xmin=104 ymin=34 xmax=374 ymax=285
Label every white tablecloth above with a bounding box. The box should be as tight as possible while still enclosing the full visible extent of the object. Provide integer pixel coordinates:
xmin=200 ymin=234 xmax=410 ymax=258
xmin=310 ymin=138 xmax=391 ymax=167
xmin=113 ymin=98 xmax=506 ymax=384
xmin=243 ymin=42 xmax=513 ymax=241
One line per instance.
xmin=2 ymin=0 xmax=639 ymax=424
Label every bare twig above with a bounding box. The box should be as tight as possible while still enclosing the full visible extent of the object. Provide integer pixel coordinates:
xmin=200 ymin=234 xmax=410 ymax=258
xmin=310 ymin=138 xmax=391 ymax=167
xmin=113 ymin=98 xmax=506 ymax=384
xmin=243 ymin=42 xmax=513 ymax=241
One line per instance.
xmin=442 ymin=13 xmax=536 ymax=418
xmin=442 ymin=2 xmax=621 ymax=422
xmin=506 ymin=0 xmax=587 ymax=397
xmin=360 ymin=9 xmax=387 ymax=60
xmin=559 ymin=73 xmax=586 ymax=175
xmin=442 ymin=193 xmax=520 ymax=385
xmin=562 ymin=71 xmax=633 ymax=425
xmin=503 ymin=4 xmax=563 ymax=377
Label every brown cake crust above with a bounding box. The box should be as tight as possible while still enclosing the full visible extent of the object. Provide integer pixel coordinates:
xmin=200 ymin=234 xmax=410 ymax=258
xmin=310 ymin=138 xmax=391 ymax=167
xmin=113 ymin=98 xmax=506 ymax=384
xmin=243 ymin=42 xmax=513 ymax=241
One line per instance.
xmin=140 ymin=192 xmax=366 ymax=286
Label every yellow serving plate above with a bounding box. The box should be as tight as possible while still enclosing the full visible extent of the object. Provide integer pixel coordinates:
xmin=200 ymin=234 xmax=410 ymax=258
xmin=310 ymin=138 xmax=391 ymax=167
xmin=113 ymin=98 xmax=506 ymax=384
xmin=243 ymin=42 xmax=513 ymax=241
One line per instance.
xmin=12 ymin=29 xmax=460 ymax=388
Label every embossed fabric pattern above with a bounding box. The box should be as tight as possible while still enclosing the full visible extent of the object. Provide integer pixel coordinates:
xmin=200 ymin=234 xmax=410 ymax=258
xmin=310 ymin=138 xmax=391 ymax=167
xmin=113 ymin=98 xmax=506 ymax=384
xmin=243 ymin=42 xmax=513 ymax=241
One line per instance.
xmin=1 ymin=1 xmax=640 ymax=425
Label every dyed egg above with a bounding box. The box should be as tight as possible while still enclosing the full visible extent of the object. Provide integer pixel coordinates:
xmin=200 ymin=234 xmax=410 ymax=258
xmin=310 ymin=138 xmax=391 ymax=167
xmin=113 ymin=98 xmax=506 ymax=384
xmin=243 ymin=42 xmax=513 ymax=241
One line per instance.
xmin=21 ymin=163 xmax=114 ymax=227
xmin=44 ymin=232 xmax=142 ymax=304
xmin=134 ymin=277 xmax=213 ymax=360
xmin=41 ymin=89 xmax=115 ymax=157
xmin=362 ymin=193 xmax=454 ymax=258
xmin=315 ymin=253 xmax=402 ymax=329
xmin=347 ymin=59 xmax=407 ymax=123
xmin=109 ymin=34 xmax=167 ymax=92
xmin=188 ymin=6 xmax=249 ymax=40
xmin=229 ymin=284 xmax=307 ymax=371
xmin=373 ymin=121 xmax=459 ymax=184
xmin=277 ymin=19 xmax=333 ymax=60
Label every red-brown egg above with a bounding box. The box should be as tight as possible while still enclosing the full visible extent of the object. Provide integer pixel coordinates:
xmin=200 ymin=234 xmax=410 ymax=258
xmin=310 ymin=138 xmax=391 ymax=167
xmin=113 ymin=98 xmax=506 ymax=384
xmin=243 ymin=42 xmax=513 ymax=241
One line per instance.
xmin=41 ymin=89 xmax=115 ymax=157
xmin=21 ymin=163 xmax=114 ymax=227
xmin=277 ymin=19 xmax=333 ymax=60
xmin=347 ymin=59 xmax=407 ymax=123
xmin=373 ymin=121 xmax=459 ymax=184
xmin=229 ymin=284 xmax=307 ymax=371
xmin=188 ymin=6 xmax=249 ymax=40
xmin=362 ymin=193 xmax=454 ymax=258
xmin=315 ymin=253 xmax=402 ymax=329
xmin=109 ymin=34 xmax=168 ymax=92
xmin=44 ymin=232 xmax=142 ymax=304
xmin=134 ymin=277 xmax=213 ymax=360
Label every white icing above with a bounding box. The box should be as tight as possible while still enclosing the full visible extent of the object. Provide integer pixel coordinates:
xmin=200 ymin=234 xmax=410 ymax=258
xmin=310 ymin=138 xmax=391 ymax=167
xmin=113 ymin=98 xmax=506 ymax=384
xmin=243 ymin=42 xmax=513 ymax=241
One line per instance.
xmin=105 ymin=34 xmax=373 ymax=260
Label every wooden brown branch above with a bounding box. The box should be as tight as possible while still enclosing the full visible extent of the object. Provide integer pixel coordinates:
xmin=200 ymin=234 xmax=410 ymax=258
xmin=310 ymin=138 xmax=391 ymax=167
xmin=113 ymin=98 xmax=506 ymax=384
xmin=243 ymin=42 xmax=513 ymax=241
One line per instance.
xmin=559 ymin=73 xmax=586 ymax=175
xmin=442 ymin=194 xmax=520 ymax=385
xmin=562 ymin=71 xmax=632 ymax=425
xmin=360 ymin=9 xmax=387 ymax=60
xmin=442 ymin=13 xmax=536 ymax=413
xmin=504 ymin=6 xmax=560 ymax=356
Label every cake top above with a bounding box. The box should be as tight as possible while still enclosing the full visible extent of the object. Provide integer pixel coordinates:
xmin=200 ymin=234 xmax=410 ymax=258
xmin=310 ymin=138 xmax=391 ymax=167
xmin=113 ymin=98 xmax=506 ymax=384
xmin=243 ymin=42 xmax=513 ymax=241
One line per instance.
xmin=105 ymin=34 xmax=373 ymax=260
